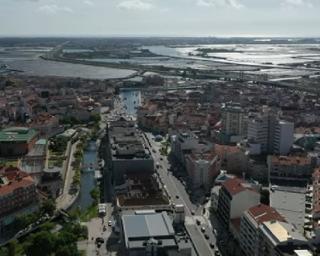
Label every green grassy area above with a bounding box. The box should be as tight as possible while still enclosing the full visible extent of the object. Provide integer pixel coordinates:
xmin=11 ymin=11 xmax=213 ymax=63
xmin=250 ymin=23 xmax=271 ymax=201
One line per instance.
xmin=79 ymin=203 xmax=98 ymax=222
xmin=160 ymin=140 xmax=170 ymax=156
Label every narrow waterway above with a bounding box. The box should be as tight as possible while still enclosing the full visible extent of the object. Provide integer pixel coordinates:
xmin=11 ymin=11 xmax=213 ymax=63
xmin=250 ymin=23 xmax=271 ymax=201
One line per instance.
xmin=73 ymin=91 xmax=140 ymax=209
xmin=73 ymin=140 xmax=97 ymax=210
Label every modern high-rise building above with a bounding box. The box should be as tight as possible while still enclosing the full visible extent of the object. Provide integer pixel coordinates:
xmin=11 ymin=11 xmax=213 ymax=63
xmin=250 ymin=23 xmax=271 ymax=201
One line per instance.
xmin=247 ymin=110 xmax=294 ymax=155
xmin=221 ymin=102 xmax=246 ymax=143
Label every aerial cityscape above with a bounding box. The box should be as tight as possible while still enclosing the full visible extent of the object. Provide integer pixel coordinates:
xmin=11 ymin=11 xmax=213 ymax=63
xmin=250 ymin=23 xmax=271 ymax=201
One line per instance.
xmin=1 ymin=0 xmax=320 ymax=256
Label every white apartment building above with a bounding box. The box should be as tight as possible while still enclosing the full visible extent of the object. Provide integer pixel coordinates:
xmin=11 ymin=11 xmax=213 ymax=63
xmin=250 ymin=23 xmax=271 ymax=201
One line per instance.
xmin=272 ymin=121 xmax=294 ymax=155
xmin=217 ymin=177 xmax=260 ymax=226
xmin=185 ymin=151 xmax=221 ymax=191
xmin=247 ymin=111 xmax=294 ymax=155
xmin=239 ymin=204 xmax=286 ymax=256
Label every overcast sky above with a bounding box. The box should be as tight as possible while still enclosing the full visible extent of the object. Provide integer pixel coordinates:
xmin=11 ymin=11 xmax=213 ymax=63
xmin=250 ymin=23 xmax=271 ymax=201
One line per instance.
xmin=1 ymin=0 xmax=320 ymax=37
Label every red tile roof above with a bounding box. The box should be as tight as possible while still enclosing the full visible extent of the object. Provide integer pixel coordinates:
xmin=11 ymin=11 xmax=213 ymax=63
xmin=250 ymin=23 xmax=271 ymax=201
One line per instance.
xmin=247 ymin=204 xmax=286 ymax=225
xmin=222 ymin=177 xmax=246 ymax=196
xmin=214 ymin=144 xmax=241 ymax=158
xmin=0 ymin=167 xmax=35 ymax=196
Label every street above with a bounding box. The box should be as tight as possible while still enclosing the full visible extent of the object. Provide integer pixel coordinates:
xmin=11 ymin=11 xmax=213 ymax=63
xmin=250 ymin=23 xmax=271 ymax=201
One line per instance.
xmin=144 ymin=132 xmax=219 ymax=256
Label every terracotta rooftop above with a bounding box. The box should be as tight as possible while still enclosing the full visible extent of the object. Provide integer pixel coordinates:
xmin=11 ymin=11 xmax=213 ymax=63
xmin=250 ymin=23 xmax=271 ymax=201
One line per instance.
xmin=222 ymin=177 xmax=257 ymax=196
xmin=214 ymin=144 xmax=241 ymax=158
xmin=247 ymin=204 xmax=286 ymax=225
xmin=271 ymin=156 xmax=311 ymax=166
xmin=0 ymin=167 xmax=35 ymax=196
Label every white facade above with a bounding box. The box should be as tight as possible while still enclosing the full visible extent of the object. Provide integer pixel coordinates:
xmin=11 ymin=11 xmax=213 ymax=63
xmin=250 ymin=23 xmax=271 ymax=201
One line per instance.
xmin=217 ymin=178 xmax=260 ymax=226
xmin=247 ymin=112 xmax=294 ymax=155
xmin=211 ymin=186 xmax=221 ymax=212
xmin=273 ymin=121 xmax=294 ymax=155
xmin=247 ymin=116 xmax=269 ymax=153
xmin=230 ymin=190 xmax=260 ymax=220
xmin=185 ymin=154 xmax=220 ymax=190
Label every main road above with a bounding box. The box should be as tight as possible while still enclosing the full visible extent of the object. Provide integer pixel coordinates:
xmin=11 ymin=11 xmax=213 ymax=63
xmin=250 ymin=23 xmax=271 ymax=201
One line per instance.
xmin=143 ymin=132 xmax=220 ymax=256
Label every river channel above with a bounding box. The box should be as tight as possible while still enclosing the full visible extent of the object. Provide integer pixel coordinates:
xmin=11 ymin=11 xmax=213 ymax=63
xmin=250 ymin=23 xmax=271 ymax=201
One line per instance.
xmin=74 ymin=90 xmax=141 ymax=209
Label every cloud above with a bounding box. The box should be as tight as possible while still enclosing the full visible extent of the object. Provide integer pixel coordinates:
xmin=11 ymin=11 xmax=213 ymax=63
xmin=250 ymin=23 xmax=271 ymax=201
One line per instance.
xmin=196 ymin=0 xmax=243 ymax=8
xmin=117 ymin=0 xmax=154 ymax=10
xmin=38 ymin=4 xmax=73 ymax=14
xmin=83 ymin=0 xmax=94 ymax=6
xmin=281 ymin=0 xmax=313 ymax=8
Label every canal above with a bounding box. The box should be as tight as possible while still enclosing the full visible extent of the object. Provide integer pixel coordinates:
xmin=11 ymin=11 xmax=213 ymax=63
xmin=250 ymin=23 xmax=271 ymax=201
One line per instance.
xmin=74 ymin=90 xmax=141 ymax=209
xmin=73 ymin=140 xmax=97 ymax=210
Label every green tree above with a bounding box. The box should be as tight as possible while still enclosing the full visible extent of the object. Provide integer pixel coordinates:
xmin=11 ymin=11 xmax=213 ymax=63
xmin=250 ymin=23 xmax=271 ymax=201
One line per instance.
xmin=56 ymin=245 xmax=80 ymax=256
xmin=8 ymin=240 xmax=17 ymax=256
xmin=90 ymin=187 xmax=100 ymax=204
xmin=0 ymin=246 xmax=8 ymax=256
xmin=24 ymin=231 xmax=56 ymax=256
xmin=40 ymin=199 xmax=56 ymax=216
xmin=89 ymin=113 xmax=101 ymax=124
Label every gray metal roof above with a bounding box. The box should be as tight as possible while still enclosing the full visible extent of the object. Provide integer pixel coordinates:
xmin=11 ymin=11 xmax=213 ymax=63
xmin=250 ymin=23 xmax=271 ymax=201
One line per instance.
xmin=122 ymin=211 xmax=174 ymax=239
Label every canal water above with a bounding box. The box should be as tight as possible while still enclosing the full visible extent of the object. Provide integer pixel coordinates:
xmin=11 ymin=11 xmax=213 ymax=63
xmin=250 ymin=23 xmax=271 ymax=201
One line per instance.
xmin=73 ymin=91 xmax=141 ymax=209
xmin=73 ymin=140 xmax=97 ymax=210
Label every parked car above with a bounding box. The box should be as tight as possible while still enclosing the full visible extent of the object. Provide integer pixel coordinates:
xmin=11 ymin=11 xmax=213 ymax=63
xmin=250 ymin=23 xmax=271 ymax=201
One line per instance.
xmin=201 ymin=227 xmax=206 ymax=233
xmin=210 ymin=242 xmax=215 ymax=248
xmin=95 ymin=237 xmax=104 ymax=244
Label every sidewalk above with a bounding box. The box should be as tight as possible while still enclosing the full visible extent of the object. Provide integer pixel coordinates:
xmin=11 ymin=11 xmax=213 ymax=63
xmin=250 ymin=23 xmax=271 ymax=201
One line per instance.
xmin=56 ymin=140 xmax=80 ymax=210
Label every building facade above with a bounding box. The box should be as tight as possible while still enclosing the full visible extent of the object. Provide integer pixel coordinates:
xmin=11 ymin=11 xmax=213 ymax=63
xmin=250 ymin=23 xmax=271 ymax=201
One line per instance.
xmin=221 ymin=102 xmax=246 ymax=143
xmin=0 ymin=167 xmax=38 ymax=235
xmin=185 ymin=151 xmax=220 ymax=191
xmin=0 ymin=127 xmax=38 ymax=157
xmin=239 ymin=204 xmax=286 ymax=256
xmin=268 ymin=156 xmax=313 ymax=184
xmin=247 ymin=111 xmax=294 ymax=155
xmin=217 ymin=177 xmax=260 ymax=227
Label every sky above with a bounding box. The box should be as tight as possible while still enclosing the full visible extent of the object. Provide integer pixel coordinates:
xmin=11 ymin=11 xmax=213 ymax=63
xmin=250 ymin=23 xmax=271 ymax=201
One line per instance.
xmin=1 ymin=0 xmax=320 ymax=37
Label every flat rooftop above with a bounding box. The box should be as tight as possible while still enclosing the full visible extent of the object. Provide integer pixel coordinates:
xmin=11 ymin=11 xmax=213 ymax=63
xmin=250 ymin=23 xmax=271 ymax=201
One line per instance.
xmin=270 ymin=186 xmax=306 ymax=232
xmin=0 ymin=127 xmax=37 ymax=143
xmin=122 ymin=211 xmax=176 ymax=249
xmin=262 ymin=220 xmax=306 ymax=246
